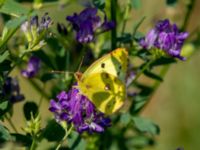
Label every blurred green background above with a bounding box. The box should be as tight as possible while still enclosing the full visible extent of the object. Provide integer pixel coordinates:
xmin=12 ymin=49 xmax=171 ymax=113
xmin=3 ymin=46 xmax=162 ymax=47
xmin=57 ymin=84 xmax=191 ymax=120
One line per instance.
xmin=1 ymin=0 xmax=200 ymax=149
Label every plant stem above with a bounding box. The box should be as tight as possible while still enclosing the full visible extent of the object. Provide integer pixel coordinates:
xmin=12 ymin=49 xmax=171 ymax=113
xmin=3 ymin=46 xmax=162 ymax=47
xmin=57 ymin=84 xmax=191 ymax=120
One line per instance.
xmin=5 ymin=114 xmax=18 ymax=133
xmin=132 ymin=60 xmax=154 ymax=83
xmin=30 ymin=136 xmax=37 ymax=150
xmin=182 ymin=0 xmax=196 ymax=31
xmin=55 ymin=125 xmax=73 ymax=150
xmin=38 ymin=83 xmax=46 ymax=109
xmin=111 ymin=0 xmax=117 ymax=50
xmin=6 ymin=52 xmax=27 ymax=76
xmin=141 ymin=65 xmax=170 ymax=112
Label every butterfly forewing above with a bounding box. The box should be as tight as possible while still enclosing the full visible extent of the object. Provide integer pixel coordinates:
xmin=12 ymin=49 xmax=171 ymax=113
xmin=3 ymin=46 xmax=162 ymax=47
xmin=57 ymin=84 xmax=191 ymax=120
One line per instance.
xmin=82 ymin=48 xmax=128 ymax=82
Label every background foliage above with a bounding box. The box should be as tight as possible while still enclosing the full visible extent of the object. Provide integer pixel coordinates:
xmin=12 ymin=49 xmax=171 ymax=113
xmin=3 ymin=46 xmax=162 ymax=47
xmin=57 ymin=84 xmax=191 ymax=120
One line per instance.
xmin=0 ymin=0 xmax=199 ymax=150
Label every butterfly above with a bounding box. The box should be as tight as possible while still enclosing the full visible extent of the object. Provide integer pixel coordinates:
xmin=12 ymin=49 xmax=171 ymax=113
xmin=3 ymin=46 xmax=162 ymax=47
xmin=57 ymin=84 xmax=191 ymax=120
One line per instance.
xmin=75 ymin=48 xmax=128 ymax=115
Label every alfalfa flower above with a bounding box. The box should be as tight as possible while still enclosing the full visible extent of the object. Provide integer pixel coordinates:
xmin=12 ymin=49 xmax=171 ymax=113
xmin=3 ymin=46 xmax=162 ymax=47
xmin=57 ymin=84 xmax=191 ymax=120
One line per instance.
xmin=0 ymin=77 xmax=24 ymax=103
xmin=49 ymin=87 xmax=111 ymax=133
xmin=140 ymin=19 xmax=188 ymax=60
xmin=21 ymin=13 xmax=52 ymax=50
xmin=66 ymin=8 xmax=115 ymax=43
xmin=21 ymin=56 xmax=41 ymax=78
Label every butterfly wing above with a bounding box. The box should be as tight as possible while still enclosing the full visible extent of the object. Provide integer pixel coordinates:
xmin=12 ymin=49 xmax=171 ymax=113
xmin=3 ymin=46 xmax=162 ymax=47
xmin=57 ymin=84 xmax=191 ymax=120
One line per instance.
xmin=82 ymin=48 xmax=128 ymax=82
xmin=78 ymin=72 xmax=126 ymax=114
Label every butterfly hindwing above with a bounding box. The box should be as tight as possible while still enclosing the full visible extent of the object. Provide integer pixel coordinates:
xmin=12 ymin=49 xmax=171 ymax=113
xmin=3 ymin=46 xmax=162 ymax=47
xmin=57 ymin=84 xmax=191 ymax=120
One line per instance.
xmin=78 ymin=72 xmax=126 ymax=114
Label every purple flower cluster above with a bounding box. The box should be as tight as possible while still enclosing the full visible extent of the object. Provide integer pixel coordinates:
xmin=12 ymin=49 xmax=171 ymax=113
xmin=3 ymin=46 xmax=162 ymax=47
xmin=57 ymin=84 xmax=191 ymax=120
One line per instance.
xmin=140 ymin=19 xmax=188 ymax=60
xmin=66 ymin=8 xmax=115 ymax=43
xmin=21 ymin=56 xmax=40 ymax=78
xmin=0 ymin=77 xmax=24 ymax=103
xmin=30 ymin=13 xmax=52 ymax=32
xmin=49 ymin=87 xmax=111 ymax=133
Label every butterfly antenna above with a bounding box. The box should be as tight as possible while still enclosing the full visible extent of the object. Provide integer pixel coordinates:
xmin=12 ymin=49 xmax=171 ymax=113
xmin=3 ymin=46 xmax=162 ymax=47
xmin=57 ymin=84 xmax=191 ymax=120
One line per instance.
xmin=77 ymin=56 xmax=85 ymax=72
xmin=51 ymin=70 xmax=74 ymax=74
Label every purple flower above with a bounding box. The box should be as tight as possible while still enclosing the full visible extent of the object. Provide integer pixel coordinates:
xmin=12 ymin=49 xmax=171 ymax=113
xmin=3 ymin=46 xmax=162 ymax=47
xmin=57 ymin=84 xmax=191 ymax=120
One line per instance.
xmin=140 ymin=19 xmax=188 ymax=60
xmin=66 ymin=8 xmax=115 ymax=43
xmin=49 ymin=87 xmax=111 ymax=133
xmin=30 ymin=13 xmax=52 ymax=31
xmin=21 ymin=56 xmax=40 ymax=78
xmin=0 ymin=77 xmax=24 ymax=103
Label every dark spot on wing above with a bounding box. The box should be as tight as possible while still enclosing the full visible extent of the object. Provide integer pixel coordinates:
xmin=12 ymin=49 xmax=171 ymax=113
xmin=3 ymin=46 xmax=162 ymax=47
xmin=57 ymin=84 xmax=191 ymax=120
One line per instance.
xmin=117 ymin=71 xmax=120 ymax=76
xmin=101 ymin=63 xmax=105 ymax=68
xmin=103 ymin=73 xmax=109 ymax=78
xmin=86 ymin=84 xmax=91 ymax=89
xmin=119 ymin=65 xmax=122 ymax=70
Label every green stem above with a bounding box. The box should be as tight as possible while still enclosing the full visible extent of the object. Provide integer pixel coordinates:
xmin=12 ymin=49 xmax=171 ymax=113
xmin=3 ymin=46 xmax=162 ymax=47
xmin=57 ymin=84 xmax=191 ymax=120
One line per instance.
xmin=55 ymin=125 xmax=73 ymax=150
xmin=121 ymin=20 xmax=127 ymax=36
xmin=30 ymin=136 xmax=37 ymax=150
xmin=5 ymin=114 xmax=18 ymax=133
xmin=182 ymin=0 xmax=196 ymax=31
xmin=141 ymin=65 xmax=170 ymax=112
xmin=132 ymin=60 xmax=154 ymax=83
xmin=6 ymin=52 xmax=27 ymax=76
xmin=38 ymin=83 xmax=46 ymax=109
xmin=111 ymin=0 xmax=117 ymax=49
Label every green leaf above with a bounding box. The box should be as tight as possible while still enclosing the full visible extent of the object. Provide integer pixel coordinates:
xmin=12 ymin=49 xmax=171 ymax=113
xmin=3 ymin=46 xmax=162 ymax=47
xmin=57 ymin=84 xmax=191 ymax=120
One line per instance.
xmin=131 ymin=0 xmax=142 ymax=9
xmin=11 ymin=133 xmax=32 ymax=147
xmin=126 ymin=135 xmax=155 ymax=148
xmin=0 ymin=0 xmax=30 ymax=17
xmin=0 ymin=16 xmax=27 ymax=52
xmin=0 ymin=100 xmax=10 ymax=117
xmin=120 ymin=113 xmax=132 ymax=126
xmin=132 ymin=117 xmax=160 ymax=136
xmin=132 ymin=16 xmax=145 ymax=38
xmin=150 ymin=57 xmax=176 ymax=67
xmin=0 ymin=60 xmax=11 ymax=72
xmin=68 ymin=131 xmax=86 ymax=150
xmin=42 ymin=120 xmax=65 ymax=142
xmin=143 ymin=70 xmax=163 ymax=81
xmin=40 ymin=73 xmax=60 ymax=82
xmin=23 ymin=102 xmax=38 ymax=120
xmin=166 ymin=0 xmax=178 ymax=6
xmin=0 ymin=124 xmax=11 ymax=142
xmin=93 ymin=0 xmax=105 ymax=10
xmin=131 ymin=100 xmax=147 ymax=113
xmin=117 ymin=33 xmax=132 ymax=44
xmin=0 ymin=51 xmax=9 ymax=63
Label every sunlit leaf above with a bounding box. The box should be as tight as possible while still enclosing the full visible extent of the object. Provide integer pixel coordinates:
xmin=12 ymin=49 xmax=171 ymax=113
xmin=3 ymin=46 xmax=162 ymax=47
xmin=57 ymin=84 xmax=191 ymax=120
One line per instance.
xmin=0 ymin=51 xmax=9 ymax=63
xmin=0 ymin=0 xmax=30 ymax=17
xmin=0 ymin=16 xmax=27 ymax=52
